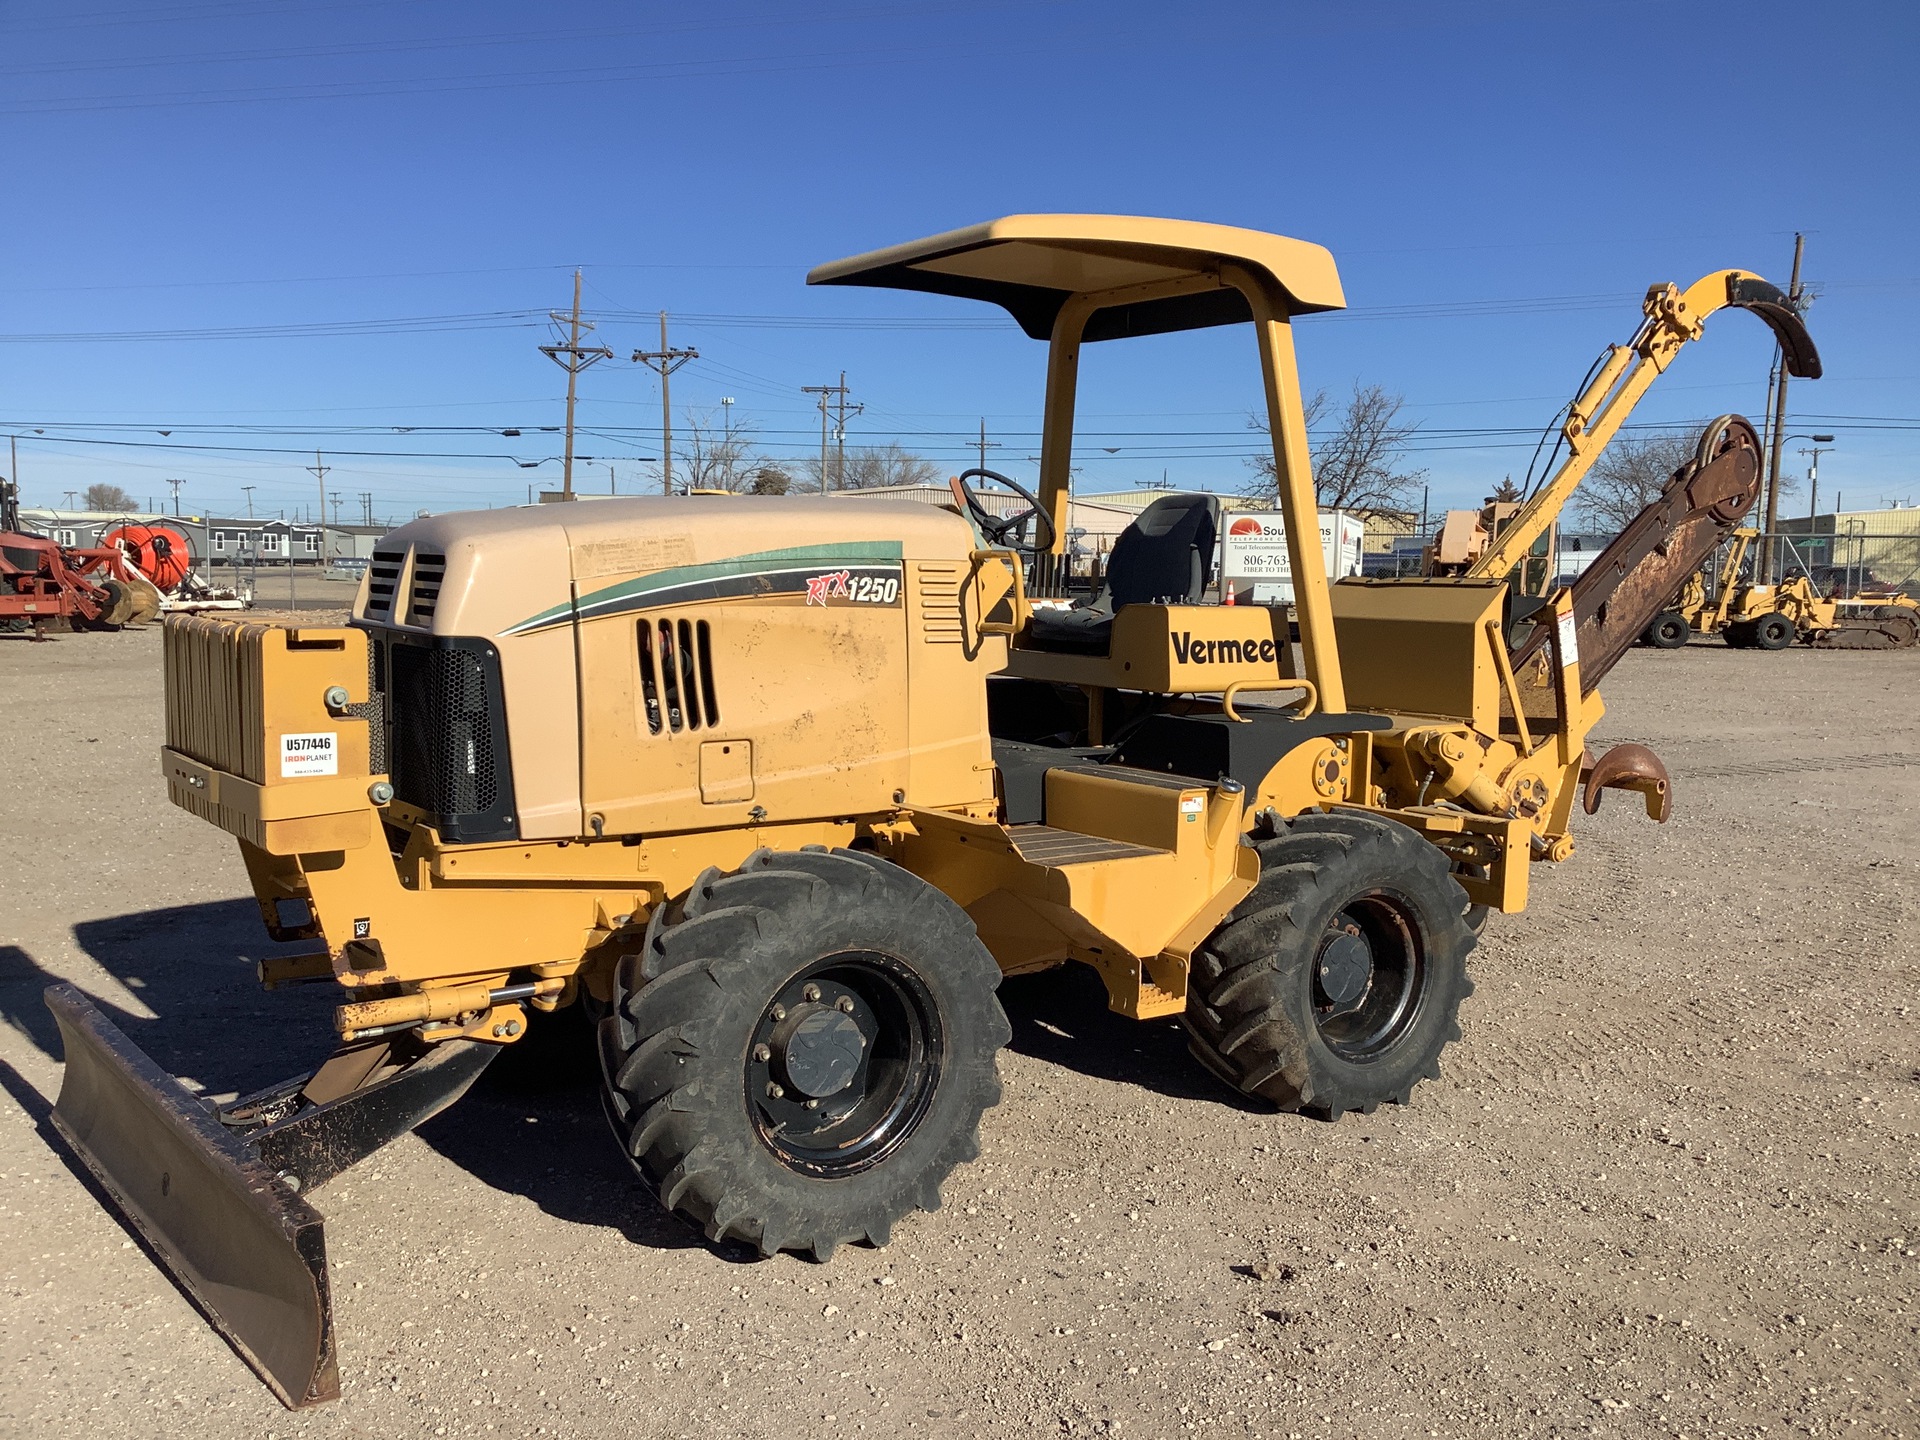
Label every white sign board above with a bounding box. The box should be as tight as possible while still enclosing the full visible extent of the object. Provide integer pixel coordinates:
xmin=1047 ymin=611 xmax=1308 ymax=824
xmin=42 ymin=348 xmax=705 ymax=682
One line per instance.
xmin=280 ymin=731 xmax=339 ymax=778
xmin=1219 ymin=509 xmax=1366 ymax=602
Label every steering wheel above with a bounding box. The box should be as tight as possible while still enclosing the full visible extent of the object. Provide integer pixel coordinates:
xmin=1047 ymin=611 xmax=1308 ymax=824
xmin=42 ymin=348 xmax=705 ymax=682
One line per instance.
xmin=949 ymin=467 xmax=1057 ymax=559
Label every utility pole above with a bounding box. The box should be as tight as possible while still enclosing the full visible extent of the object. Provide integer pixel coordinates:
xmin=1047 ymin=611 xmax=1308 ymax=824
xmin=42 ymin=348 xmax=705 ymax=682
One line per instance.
xmin=64 ymin=489 xmax=78 ymax=509
xmin=607 ymin=463 xmax=616 ymax=496
xmin=974 ymin=417 xmax=1000 ymax=477
xmin=541 ymin=269 xmax=614 ymax=501
xmin=720 ymin=397 xmax=736 ymax=489
xmin=360 ymin=491 xmax=374 ymax=526
xmin=1760 ymin=233 xmax=1807 ymax=582
xmin=167 ymin=477 xmax=185 ymax=515
xmin=306 ymin=451 xmax=330 ymax=564
xmin=633 ymin=311 xmax=698 ymax=494
xmin=802 ymin=373 xmax=861 ymax=493
xmin=241 ymin=485 xmax=256 ymax=517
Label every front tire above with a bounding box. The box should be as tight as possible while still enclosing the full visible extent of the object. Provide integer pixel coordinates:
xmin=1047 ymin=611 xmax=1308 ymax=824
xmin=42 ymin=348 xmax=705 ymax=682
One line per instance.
xmin=598 ymin=847 xmax=1008 ymax=1260
xmin=1185 ymin=814 xmax=1475 ymax=1119
xmin=1644 ymin=611 xmax=1690 ymax=649
xmin=1753 ymin=611 xmax=1796 ymax=650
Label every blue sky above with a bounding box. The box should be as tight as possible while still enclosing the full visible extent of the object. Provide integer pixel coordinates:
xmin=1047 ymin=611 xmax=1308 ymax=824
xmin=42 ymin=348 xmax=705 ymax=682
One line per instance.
xmin=2 ymin=0 xmax=1915 ymax=523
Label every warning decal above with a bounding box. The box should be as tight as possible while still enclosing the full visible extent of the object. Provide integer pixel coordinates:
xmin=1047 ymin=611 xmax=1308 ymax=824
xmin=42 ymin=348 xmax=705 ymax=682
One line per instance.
xmin=280 ymin=731 xmax=339 ymax=778
xmin=1557 ymin=611 xmax=1580 ymax=670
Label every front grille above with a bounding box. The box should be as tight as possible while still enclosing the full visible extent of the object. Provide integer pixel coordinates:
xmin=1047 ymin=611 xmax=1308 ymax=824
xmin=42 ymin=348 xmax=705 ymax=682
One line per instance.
xmin=376 ymin=633 xmax=516 ymax=842
xmin=366 ymin=551 xmax=403 ymax=617
xmin=407 ymin=553 xmax=446 ymax=626
xmin=637 ymin=616 xmax=719 ymax=734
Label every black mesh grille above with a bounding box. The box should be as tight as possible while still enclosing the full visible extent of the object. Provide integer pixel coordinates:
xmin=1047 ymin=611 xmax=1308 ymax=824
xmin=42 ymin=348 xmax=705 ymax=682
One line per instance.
xmin=344 ymin=637 xmax=388 ymax=776
xmin=383 ymin=638 xmax=514 ymax=840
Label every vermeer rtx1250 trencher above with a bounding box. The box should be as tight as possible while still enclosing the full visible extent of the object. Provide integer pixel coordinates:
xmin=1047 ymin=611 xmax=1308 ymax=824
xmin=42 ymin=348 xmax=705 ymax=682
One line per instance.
xmin=45 ymin=214 xmax=1817 ymax=1405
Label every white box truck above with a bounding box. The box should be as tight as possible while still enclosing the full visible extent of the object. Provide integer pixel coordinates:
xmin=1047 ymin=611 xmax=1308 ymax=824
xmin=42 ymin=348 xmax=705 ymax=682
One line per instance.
xmin=1220 ymin=508 xmax=1365 ymax=603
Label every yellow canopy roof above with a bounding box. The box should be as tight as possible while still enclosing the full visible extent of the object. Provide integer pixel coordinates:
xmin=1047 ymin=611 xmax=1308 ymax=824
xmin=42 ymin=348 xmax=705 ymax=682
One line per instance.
xmin=807 ymin=213 xmax=1345 ymax=341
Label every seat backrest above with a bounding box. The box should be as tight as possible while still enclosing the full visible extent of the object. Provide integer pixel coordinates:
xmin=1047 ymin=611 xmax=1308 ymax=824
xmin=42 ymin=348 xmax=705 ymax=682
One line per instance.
xmin=1104 ymin=492 xmax=1220 ymax=609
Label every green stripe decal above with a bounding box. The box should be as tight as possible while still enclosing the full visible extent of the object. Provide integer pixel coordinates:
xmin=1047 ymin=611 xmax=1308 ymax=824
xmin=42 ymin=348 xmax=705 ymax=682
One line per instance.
xmin=501 ymin=540 xmax=906 ymax=636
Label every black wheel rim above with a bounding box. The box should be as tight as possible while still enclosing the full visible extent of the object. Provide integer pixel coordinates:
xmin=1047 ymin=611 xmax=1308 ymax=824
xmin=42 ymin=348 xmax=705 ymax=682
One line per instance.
xmin=745 ymin=951 xmax=942 ymax=1179
xmin=1310 ymin=890 xmax=1428 ymax=1062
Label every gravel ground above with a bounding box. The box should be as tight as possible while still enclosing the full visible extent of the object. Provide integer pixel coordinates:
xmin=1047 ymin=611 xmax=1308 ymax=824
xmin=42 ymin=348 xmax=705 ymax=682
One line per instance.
xmin=1 ymin=624 xmax=1914 ymax=1439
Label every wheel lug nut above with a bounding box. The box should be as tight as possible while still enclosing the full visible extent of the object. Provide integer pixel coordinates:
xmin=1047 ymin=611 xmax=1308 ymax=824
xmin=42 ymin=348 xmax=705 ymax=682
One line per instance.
xmin=769 ymin=1004 xmax=786 ymax=1022
xmin=753 ymin=1043 xmax=772 ymax=1063
xmin=835 ymin=996 xmax=856 ymax=1014
xmin=802 ymin=984 xmax=822 ymax=1003
xmin=766 ymin=1082 xmax=785 ymax=1100
xmin=803 ymin=1098 xmax=819 ymax=1110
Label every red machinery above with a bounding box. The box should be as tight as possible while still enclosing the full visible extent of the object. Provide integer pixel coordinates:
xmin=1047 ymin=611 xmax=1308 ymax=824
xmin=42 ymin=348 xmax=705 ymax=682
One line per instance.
xmin=0 ymin=482 xmax=163 ymax=636
xmin=103 ymin=521 xmax=195 ymax=591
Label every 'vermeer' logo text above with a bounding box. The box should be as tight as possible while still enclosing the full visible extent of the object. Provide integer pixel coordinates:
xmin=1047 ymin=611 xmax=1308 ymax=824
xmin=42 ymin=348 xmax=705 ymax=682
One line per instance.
xmin=1170 ymin=632 xmax=1279 ymax=665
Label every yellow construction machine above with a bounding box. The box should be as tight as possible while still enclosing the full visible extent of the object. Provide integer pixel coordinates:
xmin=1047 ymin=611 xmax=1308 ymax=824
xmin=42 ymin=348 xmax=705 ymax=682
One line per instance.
xmin=44 ymin=215 xmax=1818 ymax=1407
xmin=1642 ymin=526 xmax=1920 ymax=650
xmin=1423 ymin=496 xmax=1559 ymax=597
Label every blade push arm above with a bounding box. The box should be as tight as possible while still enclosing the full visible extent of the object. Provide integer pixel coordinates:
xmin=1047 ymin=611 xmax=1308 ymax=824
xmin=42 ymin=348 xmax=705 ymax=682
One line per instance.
xmin=1469 ymin=271 xmax=1819 ymax=583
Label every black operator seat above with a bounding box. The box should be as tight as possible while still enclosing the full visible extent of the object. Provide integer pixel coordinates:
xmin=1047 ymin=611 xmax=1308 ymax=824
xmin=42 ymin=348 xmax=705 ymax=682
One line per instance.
xmin=1026 ymin=491 xmax=1221 ymax=654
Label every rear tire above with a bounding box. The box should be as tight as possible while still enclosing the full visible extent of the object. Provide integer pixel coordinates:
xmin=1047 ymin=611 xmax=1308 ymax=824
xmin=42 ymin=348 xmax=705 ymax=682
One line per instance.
xmin=1644 ymin=612 xmax=1690 ymax=649
xmin=598 ymin=847 xmax=1008 ymax=1260
xmin=1185 ymin=814 xmax=1475 ymax=1119
xmin=1753 ymin=611 xmax=1796 ymax=650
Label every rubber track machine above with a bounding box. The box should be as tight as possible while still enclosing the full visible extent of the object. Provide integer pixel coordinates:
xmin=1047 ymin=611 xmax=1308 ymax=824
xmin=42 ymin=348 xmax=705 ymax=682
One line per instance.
xmin=42 ymin=216 xmax=1818 ymax=1406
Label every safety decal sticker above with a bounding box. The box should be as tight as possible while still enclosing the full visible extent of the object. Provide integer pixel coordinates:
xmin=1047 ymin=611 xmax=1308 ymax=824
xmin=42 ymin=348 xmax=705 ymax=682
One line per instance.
xmin=1557 ymin=610 xmax=1580 ymax=669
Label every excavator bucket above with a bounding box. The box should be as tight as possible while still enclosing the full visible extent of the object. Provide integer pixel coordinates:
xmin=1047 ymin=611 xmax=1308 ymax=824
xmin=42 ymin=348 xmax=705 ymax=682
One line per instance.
xmin=44 ymin=983 xmax=498 ymax=1408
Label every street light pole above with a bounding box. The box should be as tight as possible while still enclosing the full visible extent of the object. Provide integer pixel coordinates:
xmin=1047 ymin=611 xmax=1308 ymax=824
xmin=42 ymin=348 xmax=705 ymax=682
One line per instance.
xmin=1797 ymin=438 xmax=1835 ymax=520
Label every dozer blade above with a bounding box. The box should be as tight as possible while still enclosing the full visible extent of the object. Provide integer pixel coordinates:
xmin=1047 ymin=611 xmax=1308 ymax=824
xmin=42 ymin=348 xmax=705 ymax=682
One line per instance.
xmin=44 ymin=983 xmax=338 ymax=1408
xmin=43 ymin=983 xmax=502 ymax=1408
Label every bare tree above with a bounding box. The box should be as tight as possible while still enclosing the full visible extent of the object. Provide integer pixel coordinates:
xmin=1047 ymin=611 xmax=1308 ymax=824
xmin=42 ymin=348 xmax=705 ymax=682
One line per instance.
xmin=674 ymin=407 xmax=759 ymax=492
xmin=1244 ymin=383 xmax=1427 ymax=511
xmin=1574 ymin=424 xmax=1803 ymax=534
xmin=84 ymin=482 xmax=136 ymax=511
xmin=1571 ymin=431 xmax=1698 ymax=532
xmin=748 ymin=464 xmax=791 ymax=496
xmin=802 ymin=442 xmax=941 ymax=492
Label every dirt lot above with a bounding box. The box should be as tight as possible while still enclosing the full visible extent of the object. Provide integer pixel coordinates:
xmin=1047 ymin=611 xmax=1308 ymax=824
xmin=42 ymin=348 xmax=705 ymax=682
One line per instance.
xmin=2 ymin=624 xmax=1914 ymax=1439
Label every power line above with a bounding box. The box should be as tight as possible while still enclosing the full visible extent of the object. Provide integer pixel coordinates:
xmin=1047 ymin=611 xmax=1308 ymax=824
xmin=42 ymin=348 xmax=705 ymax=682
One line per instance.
xmin=0 ymin=289 xmax=1745 ymax=347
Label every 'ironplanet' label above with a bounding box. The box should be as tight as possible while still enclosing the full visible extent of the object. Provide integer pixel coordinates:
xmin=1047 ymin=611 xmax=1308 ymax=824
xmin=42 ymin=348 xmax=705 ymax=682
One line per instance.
xmin=280 ymin=731 xmax=339 ymax=778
